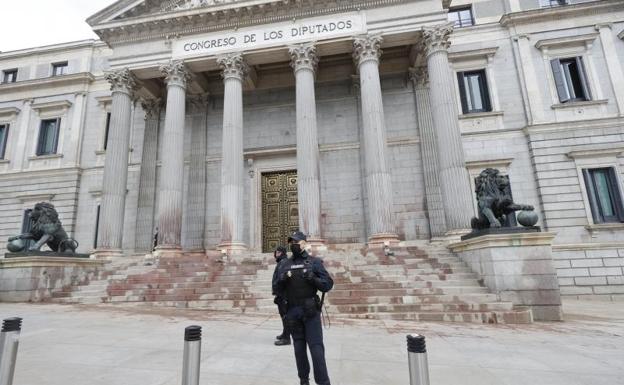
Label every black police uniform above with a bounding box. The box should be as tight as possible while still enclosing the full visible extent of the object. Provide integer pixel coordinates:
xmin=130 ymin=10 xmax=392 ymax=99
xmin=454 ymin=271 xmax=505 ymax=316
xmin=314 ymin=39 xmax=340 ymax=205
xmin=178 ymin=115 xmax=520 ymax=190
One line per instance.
xmin=273 ymin=240 xmax=333 ymax=385
xmin=272 ymin=247 xmax=290 ymax=344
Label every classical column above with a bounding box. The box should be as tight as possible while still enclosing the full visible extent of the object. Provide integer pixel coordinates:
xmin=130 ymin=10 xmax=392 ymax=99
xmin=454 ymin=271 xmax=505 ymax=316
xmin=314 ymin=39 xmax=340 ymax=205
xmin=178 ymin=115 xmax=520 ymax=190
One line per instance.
xmin=289 ymin=43 xmax=323 ymax=244
xmin=135 ymin=98 xmax=161 ymax=253
xmin=353 ymin=35 xmax=399 ymax=245
xmin=409 ymin=66 xmax=447 ymax=237
xmin=423 ymin=25 xmax=473 ymax=231
xmin=217 ymin=53 xmax=248 ymax=251
xmin=95 ymin=68 xmax=139 ymax=257
xmin=185 ymin=94 xmax=209 ymax=253
xmin=156 ymin=61 xmax=191 ymax=254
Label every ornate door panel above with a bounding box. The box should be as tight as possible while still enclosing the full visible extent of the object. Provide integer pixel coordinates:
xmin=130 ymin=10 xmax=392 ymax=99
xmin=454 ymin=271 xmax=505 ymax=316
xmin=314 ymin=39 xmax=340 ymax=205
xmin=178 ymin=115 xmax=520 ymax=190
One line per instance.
xmin=262 ymin=170 xmax=299 ymax=253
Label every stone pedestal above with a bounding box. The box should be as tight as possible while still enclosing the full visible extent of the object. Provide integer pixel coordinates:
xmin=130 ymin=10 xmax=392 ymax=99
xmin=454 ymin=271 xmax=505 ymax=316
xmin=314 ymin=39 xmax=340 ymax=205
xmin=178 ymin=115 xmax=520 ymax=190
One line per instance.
xmin=449 ymin=232 xmax=563 ymax=321
xmin=0 ymin=254 xmax=104 ymax=302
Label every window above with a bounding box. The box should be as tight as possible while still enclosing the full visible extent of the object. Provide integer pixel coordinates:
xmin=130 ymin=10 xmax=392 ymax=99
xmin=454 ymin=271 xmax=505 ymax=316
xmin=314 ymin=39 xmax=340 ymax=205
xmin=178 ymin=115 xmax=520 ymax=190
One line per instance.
xmin=457 ymin=70 xmax=492 ymax=114
xmin=551 ymin=57 xmax=591 ymax=103
xmin=0 ymin=124 xmax=8 ymax=159
xmin=448 ymin=6 xmax=474 ymax=28
xmin=103 ymin=112 xmax=111 ymax=150
xmin=583 ymin=168 xmax=624 ymax=224
xmin=539 ymin=0 xmax=567 ymax=7
xmin=36 ymin=118 xmax=60 ymax=156
xmin=2 ymin=69 xmax=18 ymax=84
xmin=94 ymin=204 xmax=100 ymax=249
xmin=51 ymin=62 xmax=68 ymax=77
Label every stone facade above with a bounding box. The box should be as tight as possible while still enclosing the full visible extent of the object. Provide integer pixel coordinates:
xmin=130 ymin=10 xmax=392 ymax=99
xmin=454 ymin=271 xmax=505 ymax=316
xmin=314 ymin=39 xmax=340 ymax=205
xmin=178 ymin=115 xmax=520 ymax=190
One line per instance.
xmin=0 ymin=0 xmax=623 ymax=298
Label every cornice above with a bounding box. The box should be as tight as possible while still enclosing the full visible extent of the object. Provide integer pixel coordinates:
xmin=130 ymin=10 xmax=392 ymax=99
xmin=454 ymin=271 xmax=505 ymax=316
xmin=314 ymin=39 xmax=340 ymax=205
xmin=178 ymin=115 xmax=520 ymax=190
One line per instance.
xmin=0 ymin=73 xmax=95 ymax=94
xmin=500 ymin=0 xmax=624 ymax=27
xmin=448 ymin=46 xmax=498 ymax=61
xmin=534 ymin=32 xmax=599 ymax=51
xmin=0 ymin=40 xmax=102 ymax=60
xmin=93 ymin=0 xmax=413 ymax=45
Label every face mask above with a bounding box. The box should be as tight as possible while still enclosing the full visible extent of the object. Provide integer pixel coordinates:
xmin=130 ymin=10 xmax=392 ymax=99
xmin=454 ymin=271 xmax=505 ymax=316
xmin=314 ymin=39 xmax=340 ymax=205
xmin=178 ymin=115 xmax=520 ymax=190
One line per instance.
xmin=290 ymin=243 xmax=302 ymax=257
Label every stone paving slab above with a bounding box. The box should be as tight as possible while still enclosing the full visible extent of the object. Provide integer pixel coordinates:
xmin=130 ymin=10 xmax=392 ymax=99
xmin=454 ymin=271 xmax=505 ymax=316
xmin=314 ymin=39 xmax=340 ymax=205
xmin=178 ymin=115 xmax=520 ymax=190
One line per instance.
xmin=1 ymin=300 xmax=623 ymax=385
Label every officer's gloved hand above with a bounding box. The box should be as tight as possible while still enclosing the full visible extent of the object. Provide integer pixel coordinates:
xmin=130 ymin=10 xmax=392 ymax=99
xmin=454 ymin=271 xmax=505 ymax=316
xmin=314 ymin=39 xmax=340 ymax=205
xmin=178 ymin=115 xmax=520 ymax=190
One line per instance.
xmin=304 ymin=270 xmax=321 ymax=288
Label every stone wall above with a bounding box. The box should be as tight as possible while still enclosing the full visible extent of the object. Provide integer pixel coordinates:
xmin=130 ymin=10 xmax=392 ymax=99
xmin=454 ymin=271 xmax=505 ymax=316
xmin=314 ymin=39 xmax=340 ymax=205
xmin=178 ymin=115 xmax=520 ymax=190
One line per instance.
xmin=553 ymin=246 xmax=624 ymax=300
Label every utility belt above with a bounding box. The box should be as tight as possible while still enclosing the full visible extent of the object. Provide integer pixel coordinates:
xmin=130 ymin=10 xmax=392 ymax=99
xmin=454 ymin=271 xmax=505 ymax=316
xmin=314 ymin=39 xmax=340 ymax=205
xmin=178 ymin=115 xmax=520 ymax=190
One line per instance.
xmin=286 ymin=295 xmax=321 ymax=311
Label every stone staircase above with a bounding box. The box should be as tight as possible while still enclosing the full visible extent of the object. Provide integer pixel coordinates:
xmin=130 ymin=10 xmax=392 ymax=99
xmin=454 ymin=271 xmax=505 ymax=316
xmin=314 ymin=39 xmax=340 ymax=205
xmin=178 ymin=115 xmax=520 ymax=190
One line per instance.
xmin=49 ymin=243 xmax=532 ymax=323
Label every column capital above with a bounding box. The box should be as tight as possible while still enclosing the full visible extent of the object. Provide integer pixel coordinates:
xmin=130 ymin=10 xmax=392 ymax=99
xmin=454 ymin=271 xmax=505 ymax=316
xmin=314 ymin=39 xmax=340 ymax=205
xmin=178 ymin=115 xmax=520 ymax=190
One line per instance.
xmin=105 ymin=68 xmax=139 ymax=97
xmin=423 ymin=24 xmax=453 ymax=56
xmin=353 ymin=35 xmax=383 ymax=67
xmin=289 ymin=43 xmax=319 ymax=74
xmin=217 ymin=53 xmax=249 ymax=81
xmin=160 ymin=60 xmax=192 ymax=88
xmin=140 ymin=98 xmax=162 ymax=120
xmin=595 ymin=23 xmax=613 ymax=31
xmin=186 ymin=94 xmax=210 ymax=114
xmin=408 ymin=66 xmax=429 ymax=88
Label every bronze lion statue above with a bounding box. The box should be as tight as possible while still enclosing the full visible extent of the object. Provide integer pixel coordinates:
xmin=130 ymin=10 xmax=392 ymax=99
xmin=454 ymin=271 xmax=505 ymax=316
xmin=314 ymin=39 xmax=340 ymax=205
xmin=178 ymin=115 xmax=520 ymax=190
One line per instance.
xmin=7 ymin=202 xmax=78 ymax=253
xmin=471 ymin=168 xmax=535 ymax=230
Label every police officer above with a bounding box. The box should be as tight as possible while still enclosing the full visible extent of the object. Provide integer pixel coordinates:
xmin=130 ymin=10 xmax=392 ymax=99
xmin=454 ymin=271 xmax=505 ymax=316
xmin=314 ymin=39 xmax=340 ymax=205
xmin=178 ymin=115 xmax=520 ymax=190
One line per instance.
xmin=272 ymin=245 xmax=290 ymax=346
xmin=273 ymin=231 xmax=333 ymax=385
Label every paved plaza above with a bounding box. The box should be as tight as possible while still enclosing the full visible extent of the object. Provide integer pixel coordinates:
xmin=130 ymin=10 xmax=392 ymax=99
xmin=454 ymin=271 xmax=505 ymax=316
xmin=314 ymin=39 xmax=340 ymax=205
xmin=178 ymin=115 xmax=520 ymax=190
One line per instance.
xmin=1 ymin=299 xmax=623 ymax=385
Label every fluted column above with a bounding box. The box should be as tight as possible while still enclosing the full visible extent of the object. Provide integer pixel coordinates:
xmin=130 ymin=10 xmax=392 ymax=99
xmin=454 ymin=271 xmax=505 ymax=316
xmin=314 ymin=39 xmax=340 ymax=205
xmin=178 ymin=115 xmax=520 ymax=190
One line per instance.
xmin=289 ymin=43 xmax=323 ymax=244
xmin=423 ymin=25 xmax=473 ymax=231
xmin=353 ymin=35 xmax=399 ymax=245
xmin=409 ymin=66 xmax=447 ymax=237
xmin=156 ymin=61 xmax=191 ymax=254
xmin=135 ymin=98 xmax=161 ymax=253
xmin=185 ymin=94 xmax=209 ymax=253
xmin=217 ymin=53 xmax=248 ymax=250
xmin=96 ymin=68 xmax=139 ymax=256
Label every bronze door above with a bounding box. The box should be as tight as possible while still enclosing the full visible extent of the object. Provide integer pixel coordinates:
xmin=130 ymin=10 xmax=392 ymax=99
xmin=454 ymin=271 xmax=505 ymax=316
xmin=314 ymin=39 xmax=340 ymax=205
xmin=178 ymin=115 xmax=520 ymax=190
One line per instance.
xmin=261 ymin=170 xmax=299 ymax=253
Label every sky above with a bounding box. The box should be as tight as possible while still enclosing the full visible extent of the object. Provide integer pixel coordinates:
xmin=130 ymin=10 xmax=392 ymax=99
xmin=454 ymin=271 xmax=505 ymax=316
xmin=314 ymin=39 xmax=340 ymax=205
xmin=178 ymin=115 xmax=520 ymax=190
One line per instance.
xmin=0 ymin=0 xmax=117 ymax=53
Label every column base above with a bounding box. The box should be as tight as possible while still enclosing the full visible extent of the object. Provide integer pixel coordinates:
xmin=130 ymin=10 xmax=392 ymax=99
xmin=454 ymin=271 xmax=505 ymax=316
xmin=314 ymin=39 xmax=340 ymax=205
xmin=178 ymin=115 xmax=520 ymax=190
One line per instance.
xmin=217 ymin=242 xmax=247 ymax=255
xmin=367 ymin=233 xmax=400 ymax=248
xmin=91 ymin=248 xmax=124 ymax=260
xmin=154 ymin=245 xmax=183 ymax=258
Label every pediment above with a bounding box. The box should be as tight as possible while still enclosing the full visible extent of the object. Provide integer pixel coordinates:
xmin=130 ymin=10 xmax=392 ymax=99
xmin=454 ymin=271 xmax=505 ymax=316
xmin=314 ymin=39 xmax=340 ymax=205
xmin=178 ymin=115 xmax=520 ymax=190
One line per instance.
xmin=89 ymin=0 xmax=411 ymax=46
xmin=88 ymin=0 xmax=253 ymax=25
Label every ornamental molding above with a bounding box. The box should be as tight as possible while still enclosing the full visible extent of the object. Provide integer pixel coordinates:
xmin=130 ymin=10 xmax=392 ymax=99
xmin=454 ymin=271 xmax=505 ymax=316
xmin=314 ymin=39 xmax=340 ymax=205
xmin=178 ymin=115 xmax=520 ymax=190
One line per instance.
xmin=105 ymin=68 xmax=140 ymax=95
xmin=186 ymin=94 xmax=210 ymax=114
xmin=407 ymin=66 xmax=428 ymax=87
xmin=353 ymin=35 xmax=383 ymax=67
xmin=500 ymin=0 xmax=624 ymax=27
xmin=217 ymin=53 xmax=249 ymax=81
xmin=448 ymin=46 xmax=498 ymax=62
xmin=0 ymin=73 xmax=94 ymax=94
xmin=0 ymin=107 xmax=21 ymax=121
xmin=160 ymin=60 xmax=193 ymax=87
xmin=89 ymin=0 xmax=413 ymax=45
xmin=534 ymin=32 xmax=599 ymax=52
xmin=289 ymin=43 xmax=319 ymax=74
xmin=422 ymin=23 xmax=453 ymax=56
xmin=31 ymin=100 xmax=73 ymax=114
xmin=140 ymin=98 xmax=163 ymax=119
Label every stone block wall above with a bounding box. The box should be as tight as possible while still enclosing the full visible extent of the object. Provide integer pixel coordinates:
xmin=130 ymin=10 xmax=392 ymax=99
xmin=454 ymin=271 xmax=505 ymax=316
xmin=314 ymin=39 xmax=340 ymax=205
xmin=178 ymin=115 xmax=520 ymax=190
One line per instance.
xmin=552 ymin=246 xmax=624 ymax=300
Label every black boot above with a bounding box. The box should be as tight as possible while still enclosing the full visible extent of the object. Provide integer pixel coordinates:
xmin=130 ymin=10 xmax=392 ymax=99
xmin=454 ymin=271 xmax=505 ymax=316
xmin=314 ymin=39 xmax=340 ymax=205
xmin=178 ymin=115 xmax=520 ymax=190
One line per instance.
xmin=300 ymin=379 xmax=310 ymax=385
xmin=274 ymin=338 xmax=291 ymax=346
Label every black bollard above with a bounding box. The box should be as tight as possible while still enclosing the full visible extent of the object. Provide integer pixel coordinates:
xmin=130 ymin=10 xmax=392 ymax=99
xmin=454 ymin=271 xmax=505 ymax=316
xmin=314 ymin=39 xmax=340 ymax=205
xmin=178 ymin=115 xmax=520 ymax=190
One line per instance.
xmin=0 ymin=318 xmax=23 ymax=385
xmin=182 ymin=325 xmax=202 ymax=385
xmin=407 ymin=334 xmax=430 ymax=385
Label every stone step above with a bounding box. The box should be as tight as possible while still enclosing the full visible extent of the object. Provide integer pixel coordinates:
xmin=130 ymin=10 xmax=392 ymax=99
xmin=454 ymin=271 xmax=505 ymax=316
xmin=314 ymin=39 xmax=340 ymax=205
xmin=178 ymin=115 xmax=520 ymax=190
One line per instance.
xmin=330 ymin=302 xmax=514 ymax=313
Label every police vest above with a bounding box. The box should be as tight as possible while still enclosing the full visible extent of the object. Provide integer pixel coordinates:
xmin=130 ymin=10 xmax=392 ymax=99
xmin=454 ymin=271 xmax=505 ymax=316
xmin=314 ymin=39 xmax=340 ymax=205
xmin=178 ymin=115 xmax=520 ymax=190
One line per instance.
xmin=283 ymin=257 xmax=317 ymax=303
